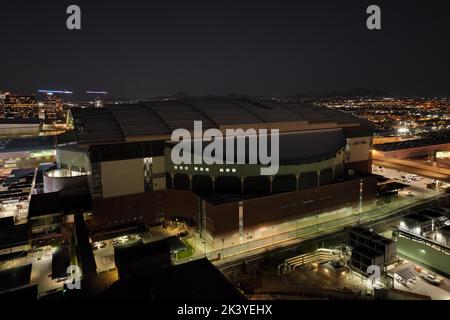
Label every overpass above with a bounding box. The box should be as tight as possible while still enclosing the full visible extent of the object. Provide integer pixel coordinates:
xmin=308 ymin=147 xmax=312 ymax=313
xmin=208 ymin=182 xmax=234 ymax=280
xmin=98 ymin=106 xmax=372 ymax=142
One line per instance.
xmin=373 ymin=157 xmax=450 ymax=183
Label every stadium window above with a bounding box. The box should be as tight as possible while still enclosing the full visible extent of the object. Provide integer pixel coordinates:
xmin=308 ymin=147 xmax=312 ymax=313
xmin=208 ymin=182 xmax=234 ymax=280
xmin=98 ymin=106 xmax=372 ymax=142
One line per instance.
xmin=219 ymin=168 xmax=224 ymax=172
xmin=184 ymin=166 xmax=189 ymax=170
xmin=232 ymin=168 xmax=236 ymax=173
xmin=226 ymin=168 xmax=230 ymax=173
xmin=200 ymin=167 xmax=204 ymax=171
xmin=194 ymin=167 xmax=198 ymax=171
xmin=174 ymin=165 xmax=178 ymax=170
xmin=205 ymin=168 xmax=209 ymax=172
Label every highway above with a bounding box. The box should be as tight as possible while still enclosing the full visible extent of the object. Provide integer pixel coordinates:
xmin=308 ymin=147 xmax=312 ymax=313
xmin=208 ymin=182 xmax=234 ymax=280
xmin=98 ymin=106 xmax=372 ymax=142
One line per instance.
xmin=373 ymin=158 xmax=450 ymax=183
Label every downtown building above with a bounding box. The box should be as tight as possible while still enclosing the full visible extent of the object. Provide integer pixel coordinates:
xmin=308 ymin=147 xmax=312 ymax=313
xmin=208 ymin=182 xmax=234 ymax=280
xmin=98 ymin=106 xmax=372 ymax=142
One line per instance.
xmin=54 ymin=99 xmax=377 ymax=246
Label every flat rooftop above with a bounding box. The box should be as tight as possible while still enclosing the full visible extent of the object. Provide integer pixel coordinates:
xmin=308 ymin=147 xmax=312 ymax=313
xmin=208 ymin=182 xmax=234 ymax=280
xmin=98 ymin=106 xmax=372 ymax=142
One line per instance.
xmin=350 ymin=227 xmax=395 ymax=245
xmin=0 ymin=264 xmax=32 ymax=294
xmin=416 ymin=209 xmax=447 ymax=219
xmin=0 ymin=136 xmax=55 ymax=153
xmin=67 ymin=99 xmax=371 ymax=145
xmin=0 ymin=119 xmax=41 ymax=125
xmin=374 ymin=135 xmax=450 ymax=152
xmin=403 ymin=213 xmax=431 ymax=223
xmin=0 ymin=223 xmax=29 ymax=250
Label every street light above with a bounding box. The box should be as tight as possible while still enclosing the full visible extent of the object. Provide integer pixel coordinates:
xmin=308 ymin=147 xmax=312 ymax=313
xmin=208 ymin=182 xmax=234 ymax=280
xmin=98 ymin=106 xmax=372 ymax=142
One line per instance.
xmin=246 ymin=233 xmax=249 ymax=250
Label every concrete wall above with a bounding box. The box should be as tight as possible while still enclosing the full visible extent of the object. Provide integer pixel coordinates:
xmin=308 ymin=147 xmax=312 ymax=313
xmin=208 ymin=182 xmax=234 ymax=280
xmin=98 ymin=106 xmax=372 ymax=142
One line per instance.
xmin=346 ymin=136 xmax=372 ymax=163
xmin=397 ymin=237 xmax=450 ymax=275
xmin=43 ymin=171 xmax=87 ymax=193
xmin=204 ymin=176 xmax=377 ymax=238
xmin=90 ymin=189 xmax=199 ymax=227
xmin=101 ymin=158 xmax=145 ymax=198
xmin=204 ymin=201 xmax=240 ymax=236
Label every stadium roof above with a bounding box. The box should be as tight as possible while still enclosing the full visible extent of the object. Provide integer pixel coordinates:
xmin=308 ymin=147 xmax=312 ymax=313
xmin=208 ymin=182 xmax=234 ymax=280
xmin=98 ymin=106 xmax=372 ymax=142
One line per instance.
xmin=167 ymin=128 xmax=347 ymax=164
xmin=67 ymin=99 xmax=371 ymax=145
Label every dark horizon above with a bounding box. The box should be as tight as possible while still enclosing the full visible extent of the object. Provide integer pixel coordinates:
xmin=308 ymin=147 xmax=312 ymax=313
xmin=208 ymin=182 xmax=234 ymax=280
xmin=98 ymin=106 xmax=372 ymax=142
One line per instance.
xmin=1 ymin=0 xmax=450 ymax=99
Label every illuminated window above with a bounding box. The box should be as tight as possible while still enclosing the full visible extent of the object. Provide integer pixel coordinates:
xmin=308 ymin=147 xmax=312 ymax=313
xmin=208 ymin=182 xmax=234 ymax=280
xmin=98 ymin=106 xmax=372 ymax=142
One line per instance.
xmin=219 ymin=168 xmax=224 ymax=172
xmin=232 ymin=168 xmax=236 ymax=173
xmin=194 ymin=167 xmax=198 ymax=171
xmin=174 ymin=165 xmax=178 ymax=170
xmin=200 ymin=167 xmax=204 ymax=171
xmin=184 ymin=166 xmax=188 ymax=170
xmin=226 ymin=168 xmax=230 ymax=173
xmin=205 ymin=168 xmax=209 ymax=172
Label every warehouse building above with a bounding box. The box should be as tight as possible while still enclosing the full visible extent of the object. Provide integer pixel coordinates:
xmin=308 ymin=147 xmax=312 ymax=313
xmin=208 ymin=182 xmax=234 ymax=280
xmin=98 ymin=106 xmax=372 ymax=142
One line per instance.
xmin=55 ymin=99 xmax=376 ymax=242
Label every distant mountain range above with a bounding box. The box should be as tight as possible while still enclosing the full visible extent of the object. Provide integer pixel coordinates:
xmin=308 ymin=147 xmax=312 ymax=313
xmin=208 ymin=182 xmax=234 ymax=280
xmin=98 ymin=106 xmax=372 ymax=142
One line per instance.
xmin=292 ymin=88 xmax=390 ymax=98
xmin=173 ymin=88 xmax=389 ymax=99
xmin=324 ymin=88 xmax=389 ymax=98
xmin=141 ymin=88 xmax=390 ymax=101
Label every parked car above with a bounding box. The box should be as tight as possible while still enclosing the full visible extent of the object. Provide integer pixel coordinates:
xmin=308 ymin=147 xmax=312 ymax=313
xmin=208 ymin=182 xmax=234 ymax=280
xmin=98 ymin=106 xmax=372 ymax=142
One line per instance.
xmin=419 ymin=273 xmax=441 ymax=286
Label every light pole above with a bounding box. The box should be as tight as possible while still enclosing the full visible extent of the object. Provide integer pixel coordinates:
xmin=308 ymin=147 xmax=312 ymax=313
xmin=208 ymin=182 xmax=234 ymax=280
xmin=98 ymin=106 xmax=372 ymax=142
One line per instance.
xmin=246 ymin=233 xmax=249 ymax=250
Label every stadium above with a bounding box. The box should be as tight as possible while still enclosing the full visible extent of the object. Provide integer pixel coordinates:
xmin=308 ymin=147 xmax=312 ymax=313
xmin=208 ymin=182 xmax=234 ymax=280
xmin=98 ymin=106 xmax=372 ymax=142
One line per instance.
xmin=55 ymin=99 xmax=376 ymax=244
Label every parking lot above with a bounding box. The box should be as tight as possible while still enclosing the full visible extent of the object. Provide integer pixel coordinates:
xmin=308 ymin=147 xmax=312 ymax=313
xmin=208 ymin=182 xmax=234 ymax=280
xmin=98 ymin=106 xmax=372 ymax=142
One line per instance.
xmin=390 ymin=260 xmax=450 ymax=300
xmin=92 ymin=234 xmax=142 ymax=273
xmin=372 ymin=165 xmax=442 ymax=198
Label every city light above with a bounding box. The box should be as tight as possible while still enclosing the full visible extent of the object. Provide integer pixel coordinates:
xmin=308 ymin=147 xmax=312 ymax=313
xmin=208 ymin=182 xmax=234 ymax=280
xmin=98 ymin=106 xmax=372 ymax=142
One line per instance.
xmin=38 ymin=89 xmax=73 ymax=94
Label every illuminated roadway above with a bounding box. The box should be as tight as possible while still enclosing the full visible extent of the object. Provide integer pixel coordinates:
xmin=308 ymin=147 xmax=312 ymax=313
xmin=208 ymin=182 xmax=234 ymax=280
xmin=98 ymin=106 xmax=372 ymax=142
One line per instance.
xmin=373 ymin=158 xmax=450 ymax=183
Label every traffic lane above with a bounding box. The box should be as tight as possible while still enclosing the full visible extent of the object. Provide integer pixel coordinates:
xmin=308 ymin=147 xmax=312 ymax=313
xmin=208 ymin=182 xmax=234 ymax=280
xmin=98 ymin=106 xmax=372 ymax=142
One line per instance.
xmin=374 ymin=159 xmax=450 ymax=182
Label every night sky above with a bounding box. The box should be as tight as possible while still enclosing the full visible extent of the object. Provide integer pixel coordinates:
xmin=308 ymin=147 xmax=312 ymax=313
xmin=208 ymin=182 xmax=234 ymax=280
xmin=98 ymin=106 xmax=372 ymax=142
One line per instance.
xmin=1 ymin=0 xmax=449 ymax=98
